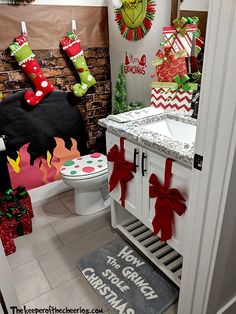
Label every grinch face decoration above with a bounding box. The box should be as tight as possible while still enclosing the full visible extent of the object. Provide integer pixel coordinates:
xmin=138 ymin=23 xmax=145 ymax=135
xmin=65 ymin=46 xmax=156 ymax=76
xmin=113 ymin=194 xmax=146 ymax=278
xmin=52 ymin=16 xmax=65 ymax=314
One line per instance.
xmin=114 ymin=0 xmax=156 ymax=41
xmin=122 ymin=0 xmax=147 ymax=29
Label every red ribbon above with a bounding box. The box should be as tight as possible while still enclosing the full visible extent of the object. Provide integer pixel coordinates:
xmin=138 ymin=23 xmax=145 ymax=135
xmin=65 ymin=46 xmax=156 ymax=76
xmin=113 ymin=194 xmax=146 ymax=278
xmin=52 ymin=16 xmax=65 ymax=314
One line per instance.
xmin=156 ymin=46 xmax=175 ymax=63
xmin=149 ymin=159 xmax=187 ymax=241
xmin=107 ymin=138 xmax=135 ymax=207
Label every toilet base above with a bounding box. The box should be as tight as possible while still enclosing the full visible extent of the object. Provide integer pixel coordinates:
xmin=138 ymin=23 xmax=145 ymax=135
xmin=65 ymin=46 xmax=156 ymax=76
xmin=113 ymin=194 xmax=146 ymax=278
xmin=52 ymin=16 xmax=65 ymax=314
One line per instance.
xmin=74 ymin=188 xmax=110 ymax=215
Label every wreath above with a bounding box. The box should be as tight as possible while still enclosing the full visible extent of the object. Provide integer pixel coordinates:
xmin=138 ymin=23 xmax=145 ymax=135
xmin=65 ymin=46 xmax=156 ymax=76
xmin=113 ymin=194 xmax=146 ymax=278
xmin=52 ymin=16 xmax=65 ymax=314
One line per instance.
xmin=113 ymin=0 xmax=156 ymax=41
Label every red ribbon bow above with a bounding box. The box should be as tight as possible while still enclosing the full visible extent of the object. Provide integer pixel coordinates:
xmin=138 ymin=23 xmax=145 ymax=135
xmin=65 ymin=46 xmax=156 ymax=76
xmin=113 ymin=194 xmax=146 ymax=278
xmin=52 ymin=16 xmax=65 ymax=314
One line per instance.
xmin=149 ymin=159 xmax=186 ymax=241
xmin=156 ymin=46 xmax=175 ymax=63
xmin=107 ymin=138 xmax=135 ymax=207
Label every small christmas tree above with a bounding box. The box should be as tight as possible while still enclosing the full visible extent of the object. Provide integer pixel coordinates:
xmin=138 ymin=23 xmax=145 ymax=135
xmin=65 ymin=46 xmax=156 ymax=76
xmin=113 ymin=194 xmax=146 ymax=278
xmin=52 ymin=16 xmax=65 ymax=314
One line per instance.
xmin=112 ymin=64 xmax=128 ymax=114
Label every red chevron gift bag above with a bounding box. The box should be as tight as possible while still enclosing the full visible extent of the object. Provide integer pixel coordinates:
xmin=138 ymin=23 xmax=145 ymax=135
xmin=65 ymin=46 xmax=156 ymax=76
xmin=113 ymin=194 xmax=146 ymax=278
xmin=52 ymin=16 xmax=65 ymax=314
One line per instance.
xmin=150 ymin=81 xmax=196 ymax=114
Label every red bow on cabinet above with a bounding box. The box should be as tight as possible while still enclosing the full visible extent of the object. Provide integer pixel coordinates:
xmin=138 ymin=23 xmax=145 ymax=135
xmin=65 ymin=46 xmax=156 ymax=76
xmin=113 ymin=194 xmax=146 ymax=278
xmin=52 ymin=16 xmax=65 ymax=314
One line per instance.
xmin=107 ymin=138 xmax=135 ymax=207
xmin=149 ymin=159 xmax=187 ymax=241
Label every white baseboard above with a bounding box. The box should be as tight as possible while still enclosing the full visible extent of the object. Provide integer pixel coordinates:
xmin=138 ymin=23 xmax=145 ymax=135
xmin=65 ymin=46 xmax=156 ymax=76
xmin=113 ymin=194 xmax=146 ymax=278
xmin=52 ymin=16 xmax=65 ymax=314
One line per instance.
xmin=217 ymin=295 xmax=236 ymax=314
xmin=29 ymin=180 xmax=72 ymax=207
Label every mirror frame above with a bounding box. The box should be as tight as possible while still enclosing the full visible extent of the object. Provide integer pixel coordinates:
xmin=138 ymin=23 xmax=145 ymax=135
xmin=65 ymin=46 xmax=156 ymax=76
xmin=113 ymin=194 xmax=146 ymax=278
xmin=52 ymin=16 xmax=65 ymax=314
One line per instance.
xmin=171 ymin=0 xmax=180 ymax=21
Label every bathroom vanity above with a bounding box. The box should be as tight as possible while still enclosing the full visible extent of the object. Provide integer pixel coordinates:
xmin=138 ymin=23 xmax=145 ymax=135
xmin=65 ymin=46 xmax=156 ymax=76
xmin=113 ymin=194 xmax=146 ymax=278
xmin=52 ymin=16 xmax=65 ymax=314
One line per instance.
xmin=99 ymin=112 xmax=197 ymax=286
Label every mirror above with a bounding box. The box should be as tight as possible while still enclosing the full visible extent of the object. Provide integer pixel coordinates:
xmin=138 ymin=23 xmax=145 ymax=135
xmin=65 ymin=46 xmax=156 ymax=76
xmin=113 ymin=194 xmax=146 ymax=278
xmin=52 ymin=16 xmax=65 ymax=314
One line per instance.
xmin=171 ymin=0 xmax=208 ymax=37
xmin=170 ymin=0 xmax=209 ymax=118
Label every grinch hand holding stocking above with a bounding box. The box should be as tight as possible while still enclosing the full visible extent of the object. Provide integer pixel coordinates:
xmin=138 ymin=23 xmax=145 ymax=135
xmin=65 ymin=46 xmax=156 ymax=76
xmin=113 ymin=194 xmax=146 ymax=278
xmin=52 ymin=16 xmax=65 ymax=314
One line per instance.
xmin=9 ymin=35 xmax=54 ymax=106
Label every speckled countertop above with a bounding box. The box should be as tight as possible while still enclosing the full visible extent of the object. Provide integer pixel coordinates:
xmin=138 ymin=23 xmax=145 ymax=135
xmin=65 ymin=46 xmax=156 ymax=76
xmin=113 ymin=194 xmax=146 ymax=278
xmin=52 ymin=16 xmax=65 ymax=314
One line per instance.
xmin=98 ymin=112 xmax=197 ymax=167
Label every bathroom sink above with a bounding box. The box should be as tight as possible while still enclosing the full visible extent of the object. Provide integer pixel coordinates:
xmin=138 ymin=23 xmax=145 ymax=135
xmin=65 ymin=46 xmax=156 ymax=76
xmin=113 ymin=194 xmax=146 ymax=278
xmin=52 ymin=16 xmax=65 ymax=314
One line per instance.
xmin=138 ymin=117 xmax=197 ymax=143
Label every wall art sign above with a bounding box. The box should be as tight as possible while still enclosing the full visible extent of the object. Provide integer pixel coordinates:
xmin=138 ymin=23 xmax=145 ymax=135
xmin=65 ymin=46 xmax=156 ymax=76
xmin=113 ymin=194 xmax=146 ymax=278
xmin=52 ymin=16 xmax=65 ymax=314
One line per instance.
xmin=124 ymin=52 xmax=147 ymax=75
xmin=114 ymin=0 xmax=156 ymax=41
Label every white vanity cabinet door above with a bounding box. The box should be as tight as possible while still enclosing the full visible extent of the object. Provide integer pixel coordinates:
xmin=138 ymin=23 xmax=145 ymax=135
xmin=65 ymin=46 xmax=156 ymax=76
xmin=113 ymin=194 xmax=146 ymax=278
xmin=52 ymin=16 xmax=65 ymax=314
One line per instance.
xmin=142 ymin=149 xmax=192 ymax=255
xmin=106 ymin=132 xmax=143 ymax=220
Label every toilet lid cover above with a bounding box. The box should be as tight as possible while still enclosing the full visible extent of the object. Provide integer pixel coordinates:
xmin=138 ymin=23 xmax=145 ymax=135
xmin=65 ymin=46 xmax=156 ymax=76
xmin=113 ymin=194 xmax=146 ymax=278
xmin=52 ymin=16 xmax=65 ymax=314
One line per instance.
xmin=60 ymin=153 xmax=107 ymax=178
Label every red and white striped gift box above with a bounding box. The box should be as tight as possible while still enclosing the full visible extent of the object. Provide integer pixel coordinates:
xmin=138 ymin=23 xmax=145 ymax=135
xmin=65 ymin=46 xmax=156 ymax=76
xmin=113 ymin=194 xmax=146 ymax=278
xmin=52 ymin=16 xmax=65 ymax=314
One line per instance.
xmin=163 ymin=24 xmax=198 ymax=57
xmin=150 ymin=82 xmax=197 ymax=114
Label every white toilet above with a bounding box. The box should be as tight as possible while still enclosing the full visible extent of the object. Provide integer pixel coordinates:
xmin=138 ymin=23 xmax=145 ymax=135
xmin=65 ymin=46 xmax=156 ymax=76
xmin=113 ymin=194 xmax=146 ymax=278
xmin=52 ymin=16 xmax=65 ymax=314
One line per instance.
xmin=60 ymin=152 xmax=109 ymax=215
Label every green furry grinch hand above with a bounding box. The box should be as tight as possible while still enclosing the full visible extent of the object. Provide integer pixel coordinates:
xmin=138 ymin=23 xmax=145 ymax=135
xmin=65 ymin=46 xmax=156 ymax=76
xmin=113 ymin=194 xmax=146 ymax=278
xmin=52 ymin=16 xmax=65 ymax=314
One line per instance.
xmin=60 ymin=32 xmax=96 ymax=97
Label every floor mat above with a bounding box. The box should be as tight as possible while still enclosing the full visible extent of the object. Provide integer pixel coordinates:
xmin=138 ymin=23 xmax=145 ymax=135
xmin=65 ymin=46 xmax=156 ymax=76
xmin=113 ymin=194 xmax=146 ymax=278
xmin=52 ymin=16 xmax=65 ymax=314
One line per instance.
xmin=77 ymin=238 xmax=178 ymax=314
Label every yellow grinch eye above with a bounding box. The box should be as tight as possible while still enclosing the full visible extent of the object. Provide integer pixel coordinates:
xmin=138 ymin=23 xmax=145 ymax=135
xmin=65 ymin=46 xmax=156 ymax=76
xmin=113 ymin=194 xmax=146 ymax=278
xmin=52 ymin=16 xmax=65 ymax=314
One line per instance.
xmin=129 ymin=0 xmax=139 ymax=9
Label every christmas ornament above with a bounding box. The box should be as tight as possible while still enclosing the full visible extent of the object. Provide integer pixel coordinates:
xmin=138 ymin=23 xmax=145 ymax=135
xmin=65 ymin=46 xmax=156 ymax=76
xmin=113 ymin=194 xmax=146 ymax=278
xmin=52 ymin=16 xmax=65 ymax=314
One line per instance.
xmin=60 ymin=32 xmax=96 ymax=97
xmin=9 ymin=35 xmax=54 ymax=106
xmin=149 ymin=159 xmax=187 ymax=241
xmin=114 ymin=0 xmax=156 ymax=41
xmin=107 ymin=138 xmax=135 ymax=207
xmin=112 ymin=64 xmax=129 ymax=114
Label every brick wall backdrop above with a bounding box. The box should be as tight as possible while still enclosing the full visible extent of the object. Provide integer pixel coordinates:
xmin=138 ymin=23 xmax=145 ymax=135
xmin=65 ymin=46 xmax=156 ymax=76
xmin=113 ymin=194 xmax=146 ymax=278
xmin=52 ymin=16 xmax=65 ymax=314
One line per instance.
xmin=0 ymin=47 xmax=111 ymax=153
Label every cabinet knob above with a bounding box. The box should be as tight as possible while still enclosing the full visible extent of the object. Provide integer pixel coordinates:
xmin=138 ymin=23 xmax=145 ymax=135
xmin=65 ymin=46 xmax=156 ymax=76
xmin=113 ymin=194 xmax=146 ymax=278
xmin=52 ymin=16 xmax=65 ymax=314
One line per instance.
xmin=142 ymin=152 xmax=147 ymax=176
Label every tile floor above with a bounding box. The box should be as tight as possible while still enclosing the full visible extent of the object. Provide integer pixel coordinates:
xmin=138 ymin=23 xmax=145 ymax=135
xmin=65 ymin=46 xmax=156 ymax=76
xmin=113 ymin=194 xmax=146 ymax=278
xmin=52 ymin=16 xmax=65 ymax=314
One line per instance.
xmin=7 ymin=190 xmax=177 ymax=313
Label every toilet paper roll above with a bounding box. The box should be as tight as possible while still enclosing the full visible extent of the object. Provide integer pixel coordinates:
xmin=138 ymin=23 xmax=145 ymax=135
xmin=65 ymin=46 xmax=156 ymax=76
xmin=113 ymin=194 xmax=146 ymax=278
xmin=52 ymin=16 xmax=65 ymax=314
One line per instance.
xmin=0 ymin=137 xmax=6 ymax=152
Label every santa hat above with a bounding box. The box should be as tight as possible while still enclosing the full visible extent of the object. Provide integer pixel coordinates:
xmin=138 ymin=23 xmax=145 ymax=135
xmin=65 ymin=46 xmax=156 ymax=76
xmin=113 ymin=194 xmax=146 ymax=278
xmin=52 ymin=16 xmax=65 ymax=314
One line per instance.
xmin=112 ymin=0 xmax=123 ymax=9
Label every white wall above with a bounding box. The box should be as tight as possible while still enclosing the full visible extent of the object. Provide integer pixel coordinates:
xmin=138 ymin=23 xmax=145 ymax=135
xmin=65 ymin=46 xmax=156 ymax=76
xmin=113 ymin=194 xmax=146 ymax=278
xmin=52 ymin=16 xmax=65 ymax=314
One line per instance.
xmin=180 ymin=0 xmax=209 ymax=12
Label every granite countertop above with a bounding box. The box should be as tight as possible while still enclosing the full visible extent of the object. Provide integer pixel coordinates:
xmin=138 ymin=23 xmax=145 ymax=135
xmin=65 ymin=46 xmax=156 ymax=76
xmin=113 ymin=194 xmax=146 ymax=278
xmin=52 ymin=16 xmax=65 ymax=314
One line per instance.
xmin=98 ymin=112 xmax=197 ymax=167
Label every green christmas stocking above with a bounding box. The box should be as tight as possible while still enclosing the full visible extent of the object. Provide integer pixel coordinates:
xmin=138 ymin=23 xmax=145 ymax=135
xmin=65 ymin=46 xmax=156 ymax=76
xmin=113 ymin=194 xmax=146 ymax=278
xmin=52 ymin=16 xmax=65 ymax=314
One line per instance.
xmin=60 ymin=33 xmax=96 ymax=97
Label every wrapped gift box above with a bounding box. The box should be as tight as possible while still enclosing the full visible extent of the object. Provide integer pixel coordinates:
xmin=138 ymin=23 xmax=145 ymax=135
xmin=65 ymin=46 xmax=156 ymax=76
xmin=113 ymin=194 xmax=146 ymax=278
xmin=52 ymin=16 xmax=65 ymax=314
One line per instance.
xmin=153 ymin=48 xmax=187 ymax=82
xmin=0 ymin=224 xmax=16 ymax=256
xmin=150 ymin=79 xmax=198 ymax=114
xmin=16 ymin=186 xmax=34 ymax=219
xmin=186 ymin=56 xmax=198 ymax=74
xmin=0 ymin=187 xmax=33 ymax=255
xmin=163 ymin=17 xmax=204 ymax=57
xmin=196 ymin=36 xmax=205 ymax=56
xmin=0 ymin=187 xmax=33 ymax=218
xmin=5 ymin=209 xmax=32 ymax=238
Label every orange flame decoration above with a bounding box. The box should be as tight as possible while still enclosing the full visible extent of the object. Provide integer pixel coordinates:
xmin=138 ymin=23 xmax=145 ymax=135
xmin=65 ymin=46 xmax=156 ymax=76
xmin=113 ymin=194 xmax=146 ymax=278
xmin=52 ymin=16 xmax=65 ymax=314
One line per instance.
xmin=7 ymin=137 xmax=80 ymax=190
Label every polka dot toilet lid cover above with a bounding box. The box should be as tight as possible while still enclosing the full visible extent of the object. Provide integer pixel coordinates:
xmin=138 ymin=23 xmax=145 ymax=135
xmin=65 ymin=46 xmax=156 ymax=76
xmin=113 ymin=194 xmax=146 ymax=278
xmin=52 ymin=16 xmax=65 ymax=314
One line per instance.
xmin=60 ymin=153 xmax=107 ymax=178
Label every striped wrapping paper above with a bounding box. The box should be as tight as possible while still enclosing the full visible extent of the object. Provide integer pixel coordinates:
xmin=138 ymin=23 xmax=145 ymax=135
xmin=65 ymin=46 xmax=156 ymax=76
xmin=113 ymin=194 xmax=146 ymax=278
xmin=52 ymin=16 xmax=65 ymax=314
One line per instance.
xmin=163 ymin=24 xmax=199 ymax=57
